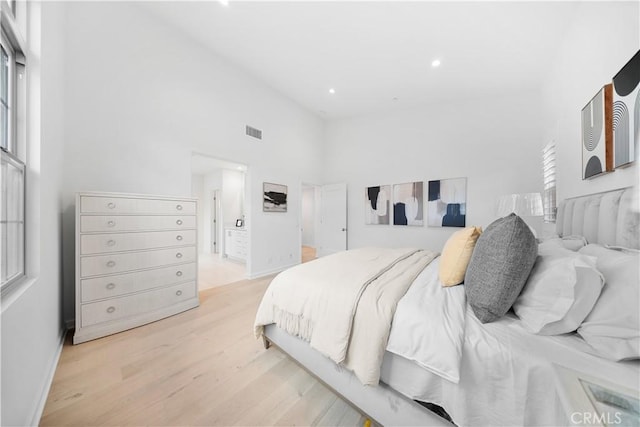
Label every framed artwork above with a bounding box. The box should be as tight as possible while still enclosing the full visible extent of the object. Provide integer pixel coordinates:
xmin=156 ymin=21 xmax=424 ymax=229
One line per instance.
xmin=263 ymin=182 xmax=287 ymax=212
xmin=612 ymin=49 xmax=640 ymax=168
xmin=582 ymin=85 xmax=613 ymax=179
xmin=392 ymin=181 xmax=423 ymax=226
xmin=427 ymin=177 xmax=467 ymax=227
xmin=365 ymin=185 xmax=390 ymax=225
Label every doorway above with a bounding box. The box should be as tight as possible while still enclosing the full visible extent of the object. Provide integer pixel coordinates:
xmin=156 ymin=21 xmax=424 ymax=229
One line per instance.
xmin=191 ymin=153 xmax=248 ymax=290
xmin=301 ymin=184 xmax=319 ymax=263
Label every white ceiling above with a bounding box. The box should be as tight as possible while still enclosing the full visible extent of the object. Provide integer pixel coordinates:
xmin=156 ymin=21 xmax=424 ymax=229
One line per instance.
xmin=139 ymin=1 xmax=579 ymax=119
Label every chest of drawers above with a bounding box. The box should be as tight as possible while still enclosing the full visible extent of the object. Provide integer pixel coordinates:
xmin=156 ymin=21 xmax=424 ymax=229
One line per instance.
xmin=74 ymin=192 xmax=199 ymax=344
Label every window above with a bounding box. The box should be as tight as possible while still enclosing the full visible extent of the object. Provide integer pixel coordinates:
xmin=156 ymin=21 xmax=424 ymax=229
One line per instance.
xmin=542 ymin=142 xmax=556 ymax=223
xmin=1 ymin=3 xmax=26 ymax=292
xmin=1 ymin=152 xmax=24 ymax=286
xmin=1 ymin=42 xmax=10 ymax=151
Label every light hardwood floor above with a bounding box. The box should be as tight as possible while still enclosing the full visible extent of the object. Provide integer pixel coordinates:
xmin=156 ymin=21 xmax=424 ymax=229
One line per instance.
xmin=198 ymin=252 xmax=246 ymax=290
xmin=41 ymin=275 xmax=368 ymax=426
xmin=302 ymin=246 xmax=317 ymax=264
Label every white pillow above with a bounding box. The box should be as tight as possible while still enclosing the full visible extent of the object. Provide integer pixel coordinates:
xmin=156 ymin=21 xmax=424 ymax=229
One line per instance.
xmin=577 ymin=244 xmax=640 ymax=361
xmin=539 ymin=236 xmax=588 ymax=252
xmin=514 ymin=248 xmax=603 ymax=335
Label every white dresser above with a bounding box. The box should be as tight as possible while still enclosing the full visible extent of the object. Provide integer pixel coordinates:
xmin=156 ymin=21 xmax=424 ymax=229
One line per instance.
xmin=225 ymin=228 xmax=247 ymax=262
xmin=74 ymin=192 xmax=199 ymax=344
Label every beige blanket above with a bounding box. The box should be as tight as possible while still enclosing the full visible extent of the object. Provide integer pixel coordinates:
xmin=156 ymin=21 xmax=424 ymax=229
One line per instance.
xmin=254 ymin=247 xmax=437 ymax=385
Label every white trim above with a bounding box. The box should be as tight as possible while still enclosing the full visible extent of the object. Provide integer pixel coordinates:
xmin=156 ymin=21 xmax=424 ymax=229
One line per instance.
xmin=0 ymin=3 xmax=26 ymax=62
xmin=0 ymin=275 xmax=36 ymax=313
xmin=29 ymin=327 xmax=67 ymax=426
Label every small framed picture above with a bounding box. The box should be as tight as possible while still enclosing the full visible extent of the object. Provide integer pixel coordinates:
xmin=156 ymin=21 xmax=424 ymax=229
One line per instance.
xmin=263 ymin=182 xmax=288 ymax=212
xmin=235 ymin=219 xmax=244 ymax=228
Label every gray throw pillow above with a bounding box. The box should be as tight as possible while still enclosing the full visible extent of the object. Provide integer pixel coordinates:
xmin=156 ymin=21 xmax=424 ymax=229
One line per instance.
xmin=465 ymin=213 xmax=538 ymax=323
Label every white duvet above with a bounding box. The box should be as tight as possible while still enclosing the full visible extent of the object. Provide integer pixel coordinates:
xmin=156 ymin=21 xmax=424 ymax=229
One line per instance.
xmin=254 ymin=247 xmax=438 ymax=385
xmin=386 ymin=257 xmax=468 ymax=383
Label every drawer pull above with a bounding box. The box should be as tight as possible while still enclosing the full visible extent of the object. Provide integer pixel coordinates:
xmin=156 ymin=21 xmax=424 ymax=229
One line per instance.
xmin=107 ymin=261 xmax=116 ymax=268
xmin=106 ymin=283 xmax=116 ymax=290
xmin=176 ymin=290 xmax=183 ymax=296
xmin=176 ymin=252 xmax=183 ymax=259
xmin=176 ymin=235 xmax=183 ymax=241
xmin=176 ymin=204 xmax=183 ymax=211
xmin=107 ymin=202 xmax=116 ymax=209
xmin=176 ymin=219 xmax=183 ymax=226
xmin=107 ymin=239 xmax=116 ymax=247
xmin=176 ymin=271 xmax=183 ymax=277
xmin=107 ymin=220 xmax=116 ymax=227
xmin=106 ymin=306 xmax=116 ymax=314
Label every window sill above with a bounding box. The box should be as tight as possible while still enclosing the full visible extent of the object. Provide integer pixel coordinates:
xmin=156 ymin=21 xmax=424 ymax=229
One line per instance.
xmin=1 ymin=275 xmax=37 ymax=314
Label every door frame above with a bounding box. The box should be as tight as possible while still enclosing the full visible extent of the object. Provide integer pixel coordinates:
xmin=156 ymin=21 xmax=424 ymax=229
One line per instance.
xmin=299 ymin=182 xmax=321 ymax=263
xmin=212 ymin=189 xmax=221 ymax=254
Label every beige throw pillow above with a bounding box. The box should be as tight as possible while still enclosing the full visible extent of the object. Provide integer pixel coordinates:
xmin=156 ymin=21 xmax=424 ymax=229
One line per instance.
xmin=439 ymin=226 xmax=482 ymax=286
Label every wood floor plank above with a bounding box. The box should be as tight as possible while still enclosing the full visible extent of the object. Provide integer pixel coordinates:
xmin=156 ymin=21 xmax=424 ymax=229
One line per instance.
xmin=40 ymin=274 xmax=366 ymax=426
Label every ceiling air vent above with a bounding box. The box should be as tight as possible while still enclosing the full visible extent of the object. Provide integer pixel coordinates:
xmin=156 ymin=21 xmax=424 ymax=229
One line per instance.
xmin=246 ymin=125 xmax=262 ymax=140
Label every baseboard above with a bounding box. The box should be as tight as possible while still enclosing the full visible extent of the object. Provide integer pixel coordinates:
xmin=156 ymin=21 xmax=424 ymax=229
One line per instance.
xmin=65 ymin=318 xmax=75 ymax=330
xmin=29 ymin=326 xmax=67 ymax=426
xmin=248 ymin=262 xmax=299 ymax=280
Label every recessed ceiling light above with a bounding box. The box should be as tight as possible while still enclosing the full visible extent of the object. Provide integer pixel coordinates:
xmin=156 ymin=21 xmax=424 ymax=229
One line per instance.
xmin=219 ymin=0 xmax=229 ymax=6
xmin=431 ymin=59 xmax=441 ymax=68
xmin=329 ymin=88 xmax=336 ymax=94
xmin=237 ymin=166 xmax=243 ymax=170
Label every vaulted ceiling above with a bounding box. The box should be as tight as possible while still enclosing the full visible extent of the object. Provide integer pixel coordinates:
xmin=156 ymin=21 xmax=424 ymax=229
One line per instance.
xmin=138 ymin=1 xmax=580 ymax=119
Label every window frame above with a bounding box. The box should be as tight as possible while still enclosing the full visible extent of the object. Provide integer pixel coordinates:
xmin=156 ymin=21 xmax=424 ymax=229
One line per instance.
xmin=1 ymin=29 xmax=16 ymax=154
xmin=0 ymin=0 xmax=27 ymax=295
xmin=1 ymin=149 xmax=26 ymax=289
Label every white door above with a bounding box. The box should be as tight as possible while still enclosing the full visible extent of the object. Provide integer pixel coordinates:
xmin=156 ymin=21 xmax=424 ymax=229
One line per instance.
xmin=317 ymin=183 xmax=347 ymax=257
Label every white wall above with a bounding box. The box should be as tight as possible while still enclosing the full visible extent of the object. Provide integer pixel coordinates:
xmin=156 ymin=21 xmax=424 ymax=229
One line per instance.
xmin=190 ymin=174 xmax=206 ymax=252
xmin=1 ymin=2 xmax=66 ymax=425
xmin=60 ymin=1 xmax=325 ymax=322
xmin=324 ymin=92 xmax=545 ymax=252
xmin=542 ymin=1 xmax=639 ymax=201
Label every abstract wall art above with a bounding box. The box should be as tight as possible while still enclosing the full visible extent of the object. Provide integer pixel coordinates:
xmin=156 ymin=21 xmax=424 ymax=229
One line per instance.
xmin=581 ymin=84 xmax=613 ymax=179
xmin=365 ymin=185 xmax=390 ymax=225
xmin=428 ymin=178 xmax=467 ymax=227
xmin=393 ymin=181 xmax=423 ymax=226
xmin=613 ymin=50 xmax=640 ymax=168
xmin=263 ymin=182 xmax=287 ymax=212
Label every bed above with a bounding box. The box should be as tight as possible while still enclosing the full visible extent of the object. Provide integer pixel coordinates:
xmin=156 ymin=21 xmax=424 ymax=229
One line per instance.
xmin=255 ymin=187 xmax=640 ymax=426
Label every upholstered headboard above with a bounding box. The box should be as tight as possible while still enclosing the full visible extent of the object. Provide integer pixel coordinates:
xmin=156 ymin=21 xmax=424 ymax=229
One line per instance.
xmin=556 ymin=187 xmax=639 ymax=249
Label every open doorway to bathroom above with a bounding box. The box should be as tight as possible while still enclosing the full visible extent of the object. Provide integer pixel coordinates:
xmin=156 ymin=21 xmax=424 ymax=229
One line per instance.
xmin=191 ymin=153 xmax=248 ymax=290
xmin=301 ymin=183 xmax=320 ymax=263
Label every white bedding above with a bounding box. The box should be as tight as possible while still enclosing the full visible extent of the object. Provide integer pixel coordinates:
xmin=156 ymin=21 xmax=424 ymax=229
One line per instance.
xmin=257 ymin=247 xmax=640 ymax=426
xmin=386 ymin=258 xmax=467 ymax=383
xmin=254 ymin=247 xmax=437 ymax=385
xmin=383 ymin=272 xmax=640 ymax=426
